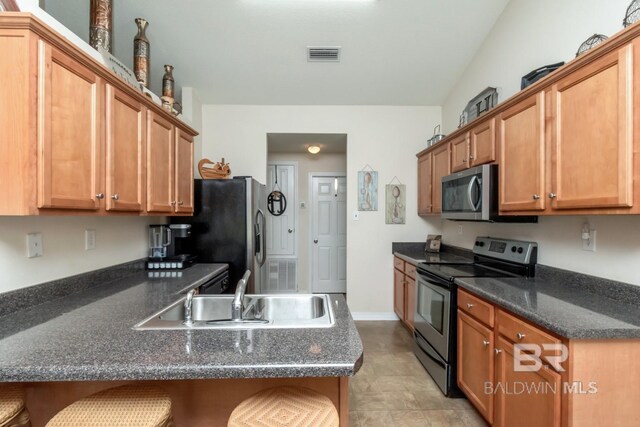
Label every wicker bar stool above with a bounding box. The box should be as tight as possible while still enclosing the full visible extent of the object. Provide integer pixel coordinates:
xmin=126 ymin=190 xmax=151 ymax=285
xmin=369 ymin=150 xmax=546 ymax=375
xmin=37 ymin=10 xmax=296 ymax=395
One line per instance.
xmin=45 ymin=384 xmax=174 ymax=427
xmin=0 ymin=384 xmax=30 ymax=427
xmin=228 ymin=386 xmax=339 ymax=427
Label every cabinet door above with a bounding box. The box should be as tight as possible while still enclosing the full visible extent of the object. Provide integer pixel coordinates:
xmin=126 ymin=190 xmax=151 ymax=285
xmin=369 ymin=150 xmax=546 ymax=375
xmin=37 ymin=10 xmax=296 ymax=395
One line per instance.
xmin=498 ymin=92 xmax=546 ymax=212
xmin=494 ymin=336 xmax=561 ymax=427
xmin=146 ymin=111 xmax=175 ymax=213
xmin=549 ymin=44 xmax=633 ymax=210
xmin=105 ymin=84 xmax=145 ymax=212
xmin=393 ymin=268 xmax=405 ymax=321
xmin=405 ymin=276 xmax=416 ymax=330
xmin=174 ymin=129 xmax=194 ymax=214
xmin=37 ymin=42 xmax=102 ymax=210
xmin=458 ymin=310 xmax=494 ymax=424
xmin=470 ymin=117 xmax=496 ymax=167
xmin=431 ymin=143 xmax=451 ymax=214
xmin=417 ymin=152 xmax=433 ymax=215
xmin=450 ymin=133 xmax=470 ymax=172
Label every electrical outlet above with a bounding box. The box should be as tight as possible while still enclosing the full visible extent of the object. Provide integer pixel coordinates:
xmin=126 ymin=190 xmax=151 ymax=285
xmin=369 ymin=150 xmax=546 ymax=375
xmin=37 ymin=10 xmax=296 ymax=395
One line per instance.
xmin=27 ymin=233 xmax=43 ymax=258
xmin=582 ymin=229 xmax=596 ymax=252
xmin=457 ymin=224 xmax=463 ymax=235
xmin=85 ymin=229 xmax=96 ymax=250
xmin=353 ymin=211 xmax=360 ymax=221
xmin=300 ymin=201 xmax=306 ymax=209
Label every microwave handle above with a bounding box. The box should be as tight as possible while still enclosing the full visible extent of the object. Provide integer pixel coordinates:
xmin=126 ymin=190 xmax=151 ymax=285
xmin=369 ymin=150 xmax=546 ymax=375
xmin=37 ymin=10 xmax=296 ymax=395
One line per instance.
xmin=467 ymin=176 xmax=481 ymax=211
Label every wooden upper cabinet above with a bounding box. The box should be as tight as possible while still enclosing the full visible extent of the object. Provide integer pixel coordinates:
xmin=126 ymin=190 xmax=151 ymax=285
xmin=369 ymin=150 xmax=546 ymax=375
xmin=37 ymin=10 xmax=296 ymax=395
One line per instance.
xmin=146 ymin=111 xmax=175 ymax=213
xmin=174 ymin=129 xmax=194 ymax=214
xmin=494 ymin=336 xmax=561 ymax=427
xmin=470 ymin=117 xmax=496 ymax=167
xmin=105 ymin=85 xmax=145 ymax=212
xmin=37 ymin=42 xmax=102 ymax=210
xmin=498 ymin=92 xmax=546 ymax=212
xmin=450 ymin=133 xmax=470 ymax=172
xmin=549 ymin=43 xmax=634 ymax=210
xmin=431 ymin=143 xmax=451 ymax=214
xmin=417 ymin=152 xmax=433 ymax=215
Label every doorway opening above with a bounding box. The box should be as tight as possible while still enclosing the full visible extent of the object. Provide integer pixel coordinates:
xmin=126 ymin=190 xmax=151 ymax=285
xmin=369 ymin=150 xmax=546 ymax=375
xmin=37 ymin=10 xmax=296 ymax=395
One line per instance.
xmin=266 ymin=133 xmax=347 ymax=295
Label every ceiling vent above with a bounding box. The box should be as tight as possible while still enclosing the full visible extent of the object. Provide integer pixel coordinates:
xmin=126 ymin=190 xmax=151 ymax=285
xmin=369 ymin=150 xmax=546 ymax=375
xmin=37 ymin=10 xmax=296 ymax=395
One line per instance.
xmin=307 ymin=47 xmax=341 ymax=62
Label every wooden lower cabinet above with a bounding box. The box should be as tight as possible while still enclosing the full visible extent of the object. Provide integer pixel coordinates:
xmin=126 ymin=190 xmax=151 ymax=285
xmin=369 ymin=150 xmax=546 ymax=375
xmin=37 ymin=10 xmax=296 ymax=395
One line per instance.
xmin=393 ymin=257 xmax=416 ymax=331
xmin=457 ymin=311 xmax=494 ymax=424
xmin=494 ymin=336 xmax=561 ymax=427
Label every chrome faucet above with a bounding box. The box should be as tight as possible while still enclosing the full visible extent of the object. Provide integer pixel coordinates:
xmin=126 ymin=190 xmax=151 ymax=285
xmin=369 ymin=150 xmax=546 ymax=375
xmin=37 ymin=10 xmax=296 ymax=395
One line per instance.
xmin=231 ymin=270 xmax=252 ymax=321
xmin=184 ymin=289 xmax=196 ymax=325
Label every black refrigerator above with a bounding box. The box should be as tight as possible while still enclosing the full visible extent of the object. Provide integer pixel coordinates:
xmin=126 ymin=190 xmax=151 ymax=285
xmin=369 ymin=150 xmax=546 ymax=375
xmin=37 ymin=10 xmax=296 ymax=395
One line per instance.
xmin=171 ymin=177 xmax=267 ymax=294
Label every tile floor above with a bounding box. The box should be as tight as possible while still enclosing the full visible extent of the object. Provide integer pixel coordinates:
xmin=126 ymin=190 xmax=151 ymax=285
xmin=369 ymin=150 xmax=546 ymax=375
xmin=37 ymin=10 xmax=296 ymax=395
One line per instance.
xmin=349 ymin=321 xmax=487 ymax=427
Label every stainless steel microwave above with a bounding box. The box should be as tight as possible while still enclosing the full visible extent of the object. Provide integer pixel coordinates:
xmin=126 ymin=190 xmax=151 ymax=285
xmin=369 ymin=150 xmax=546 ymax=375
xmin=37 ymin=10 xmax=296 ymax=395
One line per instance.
xmin=441 ymin=164 xmax=537 ymax=223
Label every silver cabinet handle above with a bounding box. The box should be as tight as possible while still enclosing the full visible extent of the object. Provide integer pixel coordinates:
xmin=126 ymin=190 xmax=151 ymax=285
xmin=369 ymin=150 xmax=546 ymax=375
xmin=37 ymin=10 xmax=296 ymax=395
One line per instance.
xmin=469 ymin=155 xmax=475 ymax=160
xmin=466 ymin=303 xmax=474 ymax=309
xmin=462 ymin=158 xmax=467 ymax=163
xmin=178 ymin=201 xmax=184 ymax=206
xmin=314 ymin=239 xmax=318 ymax=244
xmin=111 ymin=194 xmax=119 ymax=201
xmin=495 ymin=349 xmax=502 ymax=354
xmin=516 ymin=333 xmax=526 ymax=340
xmin=532 ymin=194 xmax=540 ymax=200
xmin=482 ymin=340 xmax=490 ymax=347
xmin=96 ymin=193 xmax=105 ymax=199
xmin=171 ymin=200 xmax=177 ymax=205
xmin=549 ymin=193 xmax=557 ymax=199
xmin=288 ymin=228 xmax=294 ymax=233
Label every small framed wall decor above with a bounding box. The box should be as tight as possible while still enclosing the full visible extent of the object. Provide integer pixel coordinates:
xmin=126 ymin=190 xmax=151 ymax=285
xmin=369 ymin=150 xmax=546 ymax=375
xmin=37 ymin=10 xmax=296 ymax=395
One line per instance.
xmin=385 ymin=177 xmax=405 ymax=224
xmin=358 ymin=165 xmax=378 ymax=211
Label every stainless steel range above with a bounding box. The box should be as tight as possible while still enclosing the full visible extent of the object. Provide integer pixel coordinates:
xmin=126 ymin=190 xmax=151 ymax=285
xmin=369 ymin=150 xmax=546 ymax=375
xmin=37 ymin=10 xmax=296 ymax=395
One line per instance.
xmin=413 ymin=237 xmax=537 ymax=396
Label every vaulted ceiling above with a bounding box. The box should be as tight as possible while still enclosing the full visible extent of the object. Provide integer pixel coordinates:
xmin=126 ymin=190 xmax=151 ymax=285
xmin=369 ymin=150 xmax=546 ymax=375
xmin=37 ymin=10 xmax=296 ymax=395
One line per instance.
xmin=44 ymin=0 xmax=510 ymax=105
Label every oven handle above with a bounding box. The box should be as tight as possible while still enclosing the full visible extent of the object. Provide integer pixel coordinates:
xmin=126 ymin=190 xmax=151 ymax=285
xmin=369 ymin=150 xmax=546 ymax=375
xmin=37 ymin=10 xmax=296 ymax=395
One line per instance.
xmin=416 ymin=271 xmax=451 ymax=291
xmin=414 ymin=332 xmax=446 ymax=368
xmin=467 ymin=175 xmax=481 ymax=211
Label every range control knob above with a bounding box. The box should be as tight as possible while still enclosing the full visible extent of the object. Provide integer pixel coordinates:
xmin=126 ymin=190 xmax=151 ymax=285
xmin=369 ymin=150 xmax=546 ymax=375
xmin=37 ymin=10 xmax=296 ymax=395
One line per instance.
xmin=511 ymin=246 xmax=517 ymax=253
xmin=517 ymin=247 xmax=524 ymax=254
xmin=475 ymin=241 xmax=480 ymax=246
xmin=478 ymin=241 xmax=485 ymax=247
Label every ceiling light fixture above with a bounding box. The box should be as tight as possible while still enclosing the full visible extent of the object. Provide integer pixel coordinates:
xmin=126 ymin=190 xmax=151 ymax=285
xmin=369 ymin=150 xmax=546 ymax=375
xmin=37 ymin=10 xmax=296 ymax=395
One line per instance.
xmin=308 ymin=145 xmax=321 ymax=154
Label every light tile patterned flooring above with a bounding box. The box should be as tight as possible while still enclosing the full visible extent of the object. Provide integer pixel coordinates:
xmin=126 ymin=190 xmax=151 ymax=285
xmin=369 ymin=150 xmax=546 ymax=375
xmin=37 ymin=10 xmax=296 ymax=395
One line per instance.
xmin=350 ymin=321 xmax=487 ymax=427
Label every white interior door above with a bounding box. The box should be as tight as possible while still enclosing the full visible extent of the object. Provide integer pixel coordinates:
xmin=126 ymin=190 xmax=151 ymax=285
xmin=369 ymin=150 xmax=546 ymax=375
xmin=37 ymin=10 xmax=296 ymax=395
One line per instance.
xmin=311 ymin=176 xmax=347 ymax=293
xmin=266 ymin=164 xmax=296 ymax=257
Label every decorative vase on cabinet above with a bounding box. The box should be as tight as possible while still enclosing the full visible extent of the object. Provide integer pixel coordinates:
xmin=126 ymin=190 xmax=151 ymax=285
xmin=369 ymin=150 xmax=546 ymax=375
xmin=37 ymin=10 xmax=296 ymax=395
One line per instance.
xmin=134 ymin=18 xmax=150 ymax=88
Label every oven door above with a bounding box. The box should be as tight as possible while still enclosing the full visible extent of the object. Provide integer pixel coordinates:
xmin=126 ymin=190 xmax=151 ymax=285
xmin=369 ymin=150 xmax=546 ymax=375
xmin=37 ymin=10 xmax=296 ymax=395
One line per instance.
xmin=414 ymin=272 xmax=451 ymax=360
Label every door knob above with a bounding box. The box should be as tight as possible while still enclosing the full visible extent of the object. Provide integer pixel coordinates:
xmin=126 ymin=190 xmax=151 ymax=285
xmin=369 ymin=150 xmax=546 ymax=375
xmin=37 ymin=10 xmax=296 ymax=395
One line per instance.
xmin=466 ymin=303 xmax=474 ymax=309
xmin=111 ymin=194 xmax=119 ymax=201
xmin=314 ymin=239 xmax=318 ymax=244
xmin=178 ymin=201 xmax=184 ymax=206
xmin=495 ymin=349 xmax=502 ymax=354
xmin=482 ymin=340 xmax=490 ymax=347
xmin=549 ymin=193 xmax=557 ymax=199
xmin=288 ymin=228 xmax=294 ymax=233
xmin=96 ymin=193 xmax=105 ymax=199
xmin=516 ymin=333 xmax=526 ymax=340
xmin=532 ymin=194 xmax=540 ymax=200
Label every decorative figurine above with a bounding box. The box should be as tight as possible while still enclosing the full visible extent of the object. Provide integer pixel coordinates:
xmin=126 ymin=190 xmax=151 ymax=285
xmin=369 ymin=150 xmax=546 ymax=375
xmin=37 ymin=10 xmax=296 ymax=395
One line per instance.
xmin=89 ymin=0 xmax=112 ymax=52
xmin=134 ymin=18 xmax=150 ymax=87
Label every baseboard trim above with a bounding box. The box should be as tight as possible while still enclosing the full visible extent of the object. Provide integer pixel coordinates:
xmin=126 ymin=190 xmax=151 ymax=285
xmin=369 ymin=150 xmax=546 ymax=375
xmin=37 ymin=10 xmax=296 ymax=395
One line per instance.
xmin=351 ymin=312 xmax=400 ymax=321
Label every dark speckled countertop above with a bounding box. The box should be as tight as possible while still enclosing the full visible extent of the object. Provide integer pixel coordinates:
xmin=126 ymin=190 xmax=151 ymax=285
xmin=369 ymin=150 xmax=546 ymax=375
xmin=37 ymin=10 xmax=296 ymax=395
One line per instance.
xmin=0 ymin=264 xmax=363 ymax=382
xmin=455 ymin=266 xmax=640 ymax=340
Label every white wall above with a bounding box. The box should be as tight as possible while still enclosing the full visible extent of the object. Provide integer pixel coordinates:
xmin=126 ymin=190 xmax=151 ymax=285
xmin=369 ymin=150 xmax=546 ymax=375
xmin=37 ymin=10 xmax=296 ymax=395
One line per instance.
xmin=267 ymin=152 xmax=347 ymax=293
xmin=0 ymin=216 xmax=158 ymax=293
xmin=440 ymin=0 xmax=640 ymax=286
xmin=203 ymin=105 xmax=442 ymax=314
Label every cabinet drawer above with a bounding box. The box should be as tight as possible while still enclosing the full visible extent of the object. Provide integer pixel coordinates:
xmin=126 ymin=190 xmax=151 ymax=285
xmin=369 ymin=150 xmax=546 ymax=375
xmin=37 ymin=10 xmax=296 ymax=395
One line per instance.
xmin=394 ymin=256 xmax=405 ymax=271
xmin=497 ymin=309 xmax=560 ymax=349
xmin=458 ymin=289 xmax=494 ymax=327
xmin=405 ymin=262 xmax=417 ymax=279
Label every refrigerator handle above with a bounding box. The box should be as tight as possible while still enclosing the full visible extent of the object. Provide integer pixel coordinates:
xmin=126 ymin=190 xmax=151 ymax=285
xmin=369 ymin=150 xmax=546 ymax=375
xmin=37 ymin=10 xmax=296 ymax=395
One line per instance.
xmin=256 ymin=209 xmax=266 ymax=267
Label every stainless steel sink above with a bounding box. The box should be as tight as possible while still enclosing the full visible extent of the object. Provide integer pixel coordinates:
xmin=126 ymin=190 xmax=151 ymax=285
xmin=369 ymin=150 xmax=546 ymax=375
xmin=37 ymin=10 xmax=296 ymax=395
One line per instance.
xmin=133 ymin=294 xmax=335 ymax=330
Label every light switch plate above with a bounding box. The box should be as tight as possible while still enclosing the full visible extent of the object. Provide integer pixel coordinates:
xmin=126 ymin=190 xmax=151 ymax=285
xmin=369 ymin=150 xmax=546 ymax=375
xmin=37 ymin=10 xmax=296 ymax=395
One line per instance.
xmin=85 ymin=229 xmax=96 ymax=250
xmin=27 ymin=233 xmax=43 ymax=258
xmin=353 ymin=211 xmax=359 ymax=221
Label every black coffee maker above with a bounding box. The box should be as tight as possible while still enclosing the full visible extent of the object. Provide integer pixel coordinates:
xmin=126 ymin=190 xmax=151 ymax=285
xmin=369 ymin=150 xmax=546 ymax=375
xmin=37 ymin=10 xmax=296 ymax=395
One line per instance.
xmin=147 ymin=224 xmax=197 ymax=270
